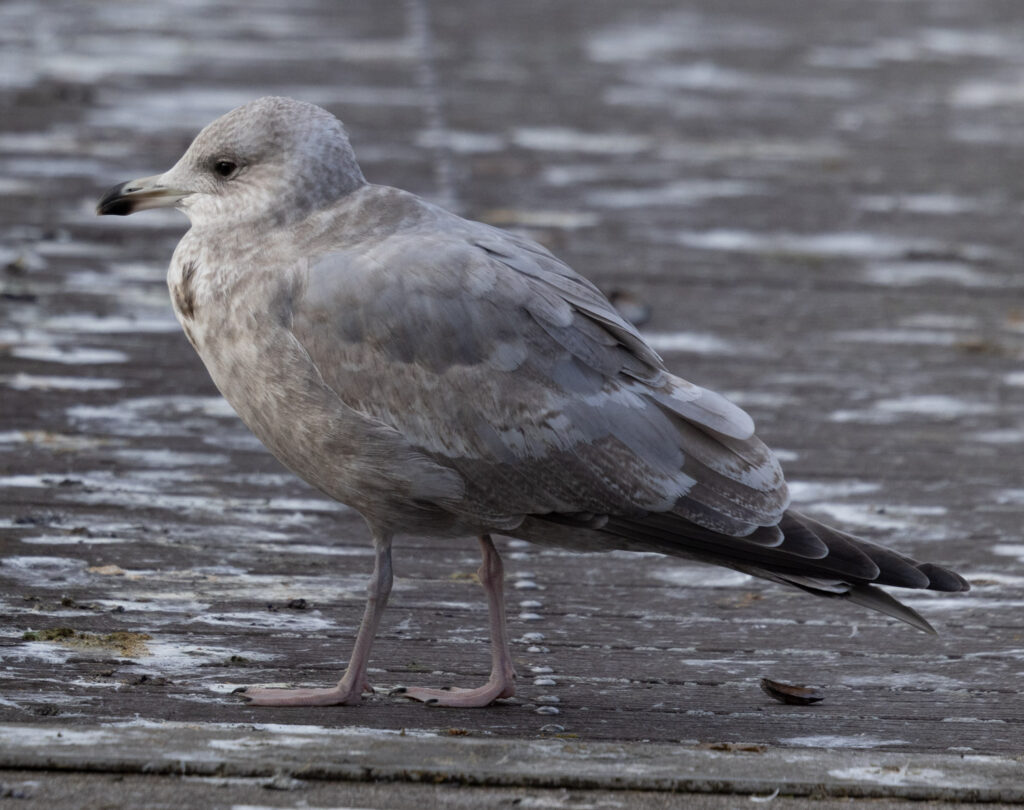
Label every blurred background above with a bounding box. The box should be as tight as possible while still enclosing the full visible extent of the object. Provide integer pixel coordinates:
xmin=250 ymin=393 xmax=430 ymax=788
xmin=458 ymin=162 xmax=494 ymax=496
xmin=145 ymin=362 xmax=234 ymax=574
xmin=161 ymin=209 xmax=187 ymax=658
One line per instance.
xmin=1 ymin=0 xmax=1023 ymax=754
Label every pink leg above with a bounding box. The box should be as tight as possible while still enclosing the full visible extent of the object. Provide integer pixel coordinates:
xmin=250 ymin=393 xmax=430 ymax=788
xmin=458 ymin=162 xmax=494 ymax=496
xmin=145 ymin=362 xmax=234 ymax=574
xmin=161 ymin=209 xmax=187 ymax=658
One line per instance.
xmin=239 ymin=533 xmax=393 ymax=707
xmin=398 ymin=534 xmax=516 ymax=707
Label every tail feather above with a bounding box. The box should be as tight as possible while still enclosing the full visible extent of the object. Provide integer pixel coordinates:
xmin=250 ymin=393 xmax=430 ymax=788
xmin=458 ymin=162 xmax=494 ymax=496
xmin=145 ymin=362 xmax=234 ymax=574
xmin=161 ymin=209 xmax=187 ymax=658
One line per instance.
xmin=916 ymin=562 xmax=971 ymax=592
xmin=772 ymin=573 xmax=938 ymax=634
xmin=586 ymin=506 xmax=968 ymax=633
xmin=845 ymin=584 xmax=937 ymax=634
xmin=783 ymin=512 xmax=932 ymax=590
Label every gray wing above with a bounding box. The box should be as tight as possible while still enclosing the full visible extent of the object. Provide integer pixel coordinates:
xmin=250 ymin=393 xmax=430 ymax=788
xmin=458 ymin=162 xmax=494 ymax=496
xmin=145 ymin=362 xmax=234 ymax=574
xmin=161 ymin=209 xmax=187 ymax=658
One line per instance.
xmin=289 ymin=211 xmax=788 ymax=536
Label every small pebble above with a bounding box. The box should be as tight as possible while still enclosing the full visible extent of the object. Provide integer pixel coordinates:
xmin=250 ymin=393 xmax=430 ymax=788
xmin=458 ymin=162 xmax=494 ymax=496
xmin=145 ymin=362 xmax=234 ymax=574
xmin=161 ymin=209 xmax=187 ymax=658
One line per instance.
xmin=540 ymin=724 xmax=565 ymax=733
xmin=536 ymin=695 xmax=560 ymax=704
xmin=535 ymin=705 xmax=560 ymax=715
xmin=518 ymin=612 xmax=543 ymax=621
xmin=533 ymin=678 xmax=557 ymax=686
xmin=519 ymin=600 xmax=543 ymax=608
xmin=514 ymin=580 xmax=539 ymax=590
xmin=520 ymin=632 xmax=545 ymax=642
xmin=530 ymin=666 xmax=554 ymax=674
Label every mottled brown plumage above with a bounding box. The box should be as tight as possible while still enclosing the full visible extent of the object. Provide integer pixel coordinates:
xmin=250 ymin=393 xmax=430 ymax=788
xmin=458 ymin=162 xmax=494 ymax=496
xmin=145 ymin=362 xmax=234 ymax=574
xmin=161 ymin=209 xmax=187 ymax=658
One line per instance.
xmin=97 ymin=97 xmax=968 ymax=708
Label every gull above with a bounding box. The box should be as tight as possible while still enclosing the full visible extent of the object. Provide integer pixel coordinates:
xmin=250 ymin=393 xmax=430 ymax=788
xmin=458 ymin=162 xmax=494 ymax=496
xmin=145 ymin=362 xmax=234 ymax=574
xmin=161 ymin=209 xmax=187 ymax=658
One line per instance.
xmin=97 ymin=97 xmax=969 ymax=708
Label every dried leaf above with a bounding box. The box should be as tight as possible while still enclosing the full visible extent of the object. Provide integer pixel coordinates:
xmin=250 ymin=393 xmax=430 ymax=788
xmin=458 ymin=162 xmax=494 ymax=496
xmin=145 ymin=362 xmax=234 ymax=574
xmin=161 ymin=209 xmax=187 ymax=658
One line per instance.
xmin=760 ymin=678 xmax=824 ymax=705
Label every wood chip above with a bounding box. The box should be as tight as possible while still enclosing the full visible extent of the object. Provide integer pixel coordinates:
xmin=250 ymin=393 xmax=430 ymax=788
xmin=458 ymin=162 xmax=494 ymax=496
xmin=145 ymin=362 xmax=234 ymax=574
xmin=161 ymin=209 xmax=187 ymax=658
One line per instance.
xmin=760 ymin=678 xmax=825 ymax=705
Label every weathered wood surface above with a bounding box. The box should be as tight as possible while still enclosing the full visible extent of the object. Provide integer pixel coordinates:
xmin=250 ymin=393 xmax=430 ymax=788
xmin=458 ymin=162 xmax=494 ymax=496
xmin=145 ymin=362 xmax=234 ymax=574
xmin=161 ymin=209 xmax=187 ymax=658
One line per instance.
xmin=2 ymin=0 xmax=1023 ymax=767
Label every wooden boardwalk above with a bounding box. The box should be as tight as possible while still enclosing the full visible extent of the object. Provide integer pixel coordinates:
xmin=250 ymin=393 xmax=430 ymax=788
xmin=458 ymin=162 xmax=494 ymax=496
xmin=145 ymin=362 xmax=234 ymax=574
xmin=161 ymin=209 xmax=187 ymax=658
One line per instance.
xmin=1 ymin=0 xmax=1022 ymax=801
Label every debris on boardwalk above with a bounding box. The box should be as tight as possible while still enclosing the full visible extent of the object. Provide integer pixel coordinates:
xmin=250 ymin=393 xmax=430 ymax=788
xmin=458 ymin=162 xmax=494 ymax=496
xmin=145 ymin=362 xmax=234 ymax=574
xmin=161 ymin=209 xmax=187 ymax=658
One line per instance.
xmin=760 ymin=678 xmax=825 ymax=706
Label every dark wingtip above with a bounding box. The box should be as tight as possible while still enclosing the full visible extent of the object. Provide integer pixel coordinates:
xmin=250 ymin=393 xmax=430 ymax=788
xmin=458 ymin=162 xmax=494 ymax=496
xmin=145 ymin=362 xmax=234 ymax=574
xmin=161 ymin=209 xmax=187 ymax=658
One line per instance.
xmin=918 ymin=563 xmax=971 ymax=592
xmin=845 ymin=583 xmax=938 ymax=634
xmin=96 ymin=182 xmax=133 ymax=216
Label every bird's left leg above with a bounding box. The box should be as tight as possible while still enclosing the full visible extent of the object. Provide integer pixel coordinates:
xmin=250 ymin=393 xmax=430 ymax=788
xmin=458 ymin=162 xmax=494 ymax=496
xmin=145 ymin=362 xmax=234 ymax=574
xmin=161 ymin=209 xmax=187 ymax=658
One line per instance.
xmin=398 ymin=534 xmax=516 ymax=707
xmin=239 ymin=531 xmax=393 ymax=707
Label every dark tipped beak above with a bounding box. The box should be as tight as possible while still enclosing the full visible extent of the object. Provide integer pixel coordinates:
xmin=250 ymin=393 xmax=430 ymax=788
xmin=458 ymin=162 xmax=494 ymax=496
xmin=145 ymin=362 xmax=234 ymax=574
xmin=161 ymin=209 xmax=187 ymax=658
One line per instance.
xmin=96 ymin=174 xmax=189 ymax=216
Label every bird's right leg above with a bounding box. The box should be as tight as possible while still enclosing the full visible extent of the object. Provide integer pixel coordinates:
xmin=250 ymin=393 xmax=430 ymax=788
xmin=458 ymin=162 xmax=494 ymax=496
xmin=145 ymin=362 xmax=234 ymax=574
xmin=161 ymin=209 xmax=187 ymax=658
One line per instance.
xmin=239 ymin=532 xmax=393 ymax=707
xmin=397 ymin=534 xmax=516 ymax=707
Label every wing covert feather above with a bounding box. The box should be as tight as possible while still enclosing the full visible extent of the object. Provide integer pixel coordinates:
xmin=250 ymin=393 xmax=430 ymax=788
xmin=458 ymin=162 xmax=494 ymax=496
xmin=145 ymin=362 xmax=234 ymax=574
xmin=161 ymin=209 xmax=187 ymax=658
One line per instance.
xmin=288 ymin=201 xmax=787 ymax=533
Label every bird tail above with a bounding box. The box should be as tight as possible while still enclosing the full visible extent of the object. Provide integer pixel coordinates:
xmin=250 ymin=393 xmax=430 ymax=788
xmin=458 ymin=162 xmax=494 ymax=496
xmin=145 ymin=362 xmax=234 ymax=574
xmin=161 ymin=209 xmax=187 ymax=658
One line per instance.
xmin=597 ymin=508 xmax=969 ymax=633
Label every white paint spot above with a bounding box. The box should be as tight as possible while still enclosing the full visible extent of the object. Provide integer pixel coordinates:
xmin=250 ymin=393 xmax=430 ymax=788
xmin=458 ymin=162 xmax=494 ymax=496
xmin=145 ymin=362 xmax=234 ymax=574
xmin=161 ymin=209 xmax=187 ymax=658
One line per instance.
xmin=638 ymin=62 xmax=859 ymax=99
xmin=67 ymin=395 xmax=238 ymax=437
xmin=829 ymin=765 xmax=958 ymax=786
xmin=587 ymin=19 xmax=693 ymax=62
xmin=512 ymin=127 xmax=652 ymax=155
xmin=862 ymin=261 xmax=993 ymax=287
xmin=41 ymin=313 xmax=180 ymax=333
xmin=2 ymin=373 xmax=123 ymax=391
xmin=89 ymin=597 xmax=211 ymax=614
xmin=415 ymin=130 xmax=505 ymax=154
xmin=901 ymin=597 xmax=1024 ymax=612
xmin=833 ymin=329 xmax=962 ymax=346
xmin=652 ymin=566 xmax=752 ymax=588
xmin=991 ymin=544 xmax=1024 ymax=563
xmin=20 ymin=534 xmax=128 ymax=545
xmin=0 ymin=431 xmax=116 ymax=451
xmin=586 ymin=14 xmax=785 ymax=63
xmin=807 ymin=503 xmax=946 ymax=532
xmin=722 ymin=391 xmax=797 ymax=409
xmin=857 ymin=193 xmax=993 ymax=215
xmin=585 ymin=179 xmax=760 ymax=209
xmin=136 ymin=639 xmax=275 ymax=676
xmin=483 ymin=209 xmax=600 ymax=229
xmin=675 ymin=229 xmax=980 ymax=261
xmin=961 ymin=572 xmax=1024 ymax=586
xmin=782 ymin=735 xmax=909 ymax=749
xmin=903 ymin=313 xmax=980 ymax=330
xmin=191 ymin=611 xmax=335 ymax=632
xmin=252 ymin=543 xmax=370 ymax=556
xmin=952 ymin=78 xmax=1024 ymax=108
xmin=787 ymin=480 xmax=881 ymax=503
xmin=0 ymin=728 xmax=120 ymax=747
xmin=642 ymin=332 xmax=740 ymax=355
xmin=264 ymin=498 xmax=345 ymax=513
xmin=11 ymin=345 xmax=129 ymax=364
xmin=3 ymin=641 xmax=75 ymax=665
xmin=839 ymin=673 xmax=965 ymax=689
xmin=831 ymin=396 xmax=996 ymax=424
xmin=112 ymin=448 xmax=229 ymax=467
xmin=1 ymin=555 xmax=89 ymax=587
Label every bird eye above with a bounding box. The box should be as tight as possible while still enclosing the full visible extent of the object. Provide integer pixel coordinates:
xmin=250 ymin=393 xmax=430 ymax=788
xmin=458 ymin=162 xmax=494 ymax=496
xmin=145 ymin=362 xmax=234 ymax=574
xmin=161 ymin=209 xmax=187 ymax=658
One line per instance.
xmin=213 ymin=160 xmax=238 ymax=178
